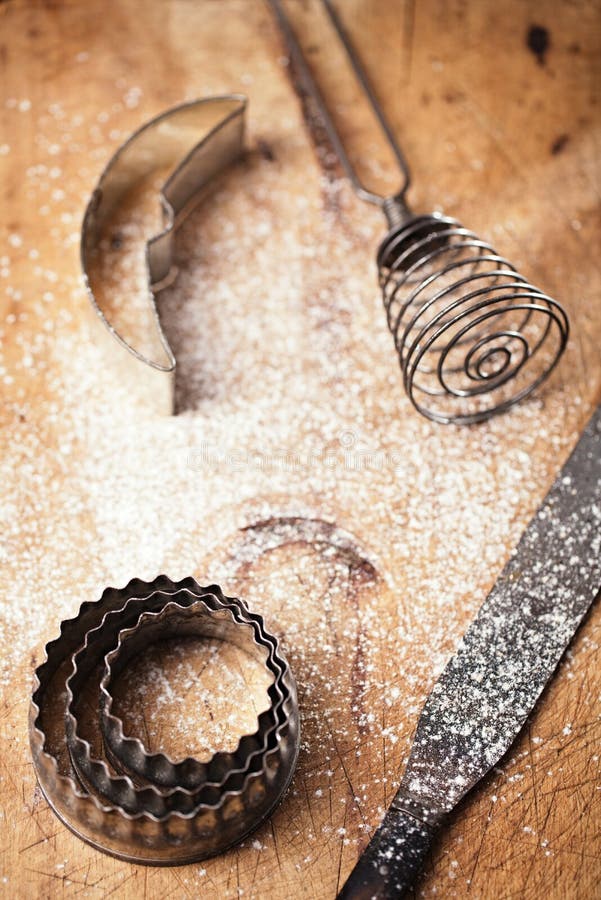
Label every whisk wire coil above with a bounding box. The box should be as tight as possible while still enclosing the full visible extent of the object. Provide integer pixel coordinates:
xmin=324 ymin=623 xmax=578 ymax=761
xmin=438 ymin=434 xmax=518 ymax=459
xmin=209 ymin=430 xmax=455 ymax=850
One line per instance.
xmin=378 ymin=214 xmax=569 ymax=425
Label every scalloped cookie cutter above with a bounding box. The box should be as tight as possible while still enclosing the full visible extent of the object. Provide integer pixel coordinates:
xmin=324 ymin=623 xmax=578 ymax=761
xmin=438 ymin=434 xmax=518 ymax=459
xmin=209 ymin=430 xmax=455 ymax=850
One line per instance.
xmin=29 ymin=577 xmax=300 ymax=864
xmin=81 ymin=96 xmax=247 ymax=414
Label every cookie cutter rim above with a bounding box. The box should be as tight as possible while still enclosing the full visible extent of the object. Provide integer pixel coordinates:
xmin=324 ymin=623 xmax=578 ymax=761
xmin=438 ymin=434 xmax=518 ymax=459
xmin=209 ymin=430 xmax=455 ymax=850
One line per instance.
xmin=65 ymin=589 xmax=291 ymax=814
xmin=81 ymin=95 xmax=248 ymax=412
xmin=30 ymin=580 xmax=298 ymax=862
xmin=100 ymin=598 xmax=275 ymax=791
xmin=29 ymin=577 xmax=300 ymax=864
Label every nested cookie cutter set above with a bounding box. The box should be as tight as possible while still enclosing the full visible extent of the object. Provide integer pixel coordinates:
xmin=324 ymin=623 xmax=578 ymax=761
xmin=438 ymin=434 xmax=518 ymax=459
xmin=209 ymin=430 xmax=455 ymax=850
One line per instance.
xmin=31 ymin=577 xmax=299 ymax=863
xmin=31 ymin=0 xmax=570 ymax=873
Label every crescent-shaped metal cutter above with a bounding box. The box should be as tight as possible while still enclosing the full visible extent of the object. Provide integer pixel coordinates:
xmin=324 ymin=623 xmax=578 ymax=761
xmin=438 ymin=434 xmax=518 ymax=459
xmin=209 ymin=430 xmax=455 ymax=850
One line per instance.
xmin=29 ymin=577 xmax=300 ymax=864
xmin=81 ymin=96 xmax=247 ymax=414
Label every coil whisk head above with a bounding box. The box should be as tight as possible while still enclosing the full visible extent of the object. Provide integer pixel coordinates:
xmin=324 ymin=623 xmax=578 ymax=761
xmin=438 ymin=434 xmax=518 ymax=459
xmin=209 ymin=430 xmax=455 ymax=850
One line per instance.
xmin=270 ymin=0 xmax=570 ymax=425
xmin=377 ymin=214 xmax=569 ymax=425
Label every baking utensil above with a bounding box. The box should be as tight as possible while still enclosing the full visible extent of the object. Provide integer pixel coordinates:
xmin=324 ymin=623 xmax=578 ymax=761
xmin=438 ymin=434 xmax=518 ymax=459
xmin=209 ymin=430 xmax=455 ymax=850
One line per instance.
xmin=29 ymin=577 xmax=300 ymax=864
xmin=269 ymin=0 xmax=569 ymax=425
xmin=339 ymin=403 xmax=601 ymax=897
xmin=82 ymin=96 xmax=247 ymax=414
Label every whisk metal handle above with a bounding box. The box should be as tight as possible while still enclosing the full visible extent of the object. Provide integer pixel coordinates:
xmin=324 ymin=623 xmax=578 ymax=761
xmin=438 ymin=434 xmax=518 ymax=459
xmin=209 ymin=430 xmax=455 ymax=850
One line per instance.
xmin=268 ymin=0 xmax=411 ymax=210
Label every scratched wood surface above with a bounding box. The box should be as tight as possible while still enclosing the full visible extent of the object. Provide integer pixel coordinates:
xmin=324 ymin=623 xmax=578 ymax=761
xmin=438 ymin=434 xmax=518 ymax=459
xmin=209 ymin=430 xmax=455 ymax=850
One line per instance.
xmin=1 ymin=1 xmax=600 ymax=898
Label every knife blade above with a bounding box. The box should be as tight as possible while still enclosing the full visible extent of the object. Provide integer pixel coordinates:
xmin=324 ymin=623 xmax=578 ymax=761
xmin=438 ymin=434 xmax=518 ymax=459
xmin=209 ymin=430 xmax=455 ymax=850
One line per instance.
xmin=339 ymin=404 xmax=601 ymax=899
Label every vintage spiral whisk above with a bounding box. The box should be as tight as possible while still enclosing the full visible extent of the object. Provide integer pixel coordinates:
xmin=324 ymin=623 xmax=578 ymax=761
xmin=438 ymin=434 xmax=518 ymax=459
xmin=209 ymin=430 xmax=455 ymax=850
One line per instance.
xmin=270 ymin=0 xmax=569 ymax=425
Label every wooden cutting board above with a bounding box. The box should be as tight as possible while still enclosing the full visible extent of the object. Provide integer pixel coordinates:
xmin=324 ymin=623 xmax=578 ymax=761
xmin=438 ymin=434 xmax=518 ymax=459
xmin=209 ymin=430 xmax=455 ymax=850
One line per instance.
xmin=1 ymin=1 xmax=600 ymax=897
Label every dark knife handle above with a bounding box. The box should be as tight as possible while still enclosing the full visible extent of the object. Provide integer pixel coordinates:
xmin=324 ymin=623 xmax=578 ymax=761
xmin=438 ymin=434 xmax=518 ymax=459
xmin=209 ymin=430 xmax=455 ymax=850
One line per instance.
xmin=338 ymin=804 xmax=439 ymax=899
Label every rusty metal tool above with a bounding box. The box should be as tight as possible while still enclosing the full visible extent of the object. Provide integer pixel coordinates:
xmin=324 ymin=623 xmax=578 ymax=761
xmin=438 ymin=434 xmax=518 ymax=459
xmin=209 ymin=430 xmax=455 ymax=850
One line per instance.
xmin=339 ymin=404 xmax=601 ymax=897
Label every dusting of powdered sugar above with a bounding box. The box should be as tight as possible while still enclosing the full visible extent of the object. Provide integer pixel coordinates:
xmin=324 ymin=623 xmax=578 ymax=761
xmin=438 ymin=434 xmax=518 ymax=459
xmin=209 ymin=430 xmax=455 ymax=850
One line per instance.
xmin=1 ymin=40 xmax=600 ymax=899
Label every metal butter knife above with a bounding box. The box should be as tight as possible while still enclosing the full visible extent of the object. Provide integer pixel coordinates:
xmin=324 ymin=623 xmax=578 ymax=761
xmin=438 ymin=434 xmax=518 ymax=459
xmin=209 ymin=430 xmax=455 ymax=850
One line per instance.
xmin=340 ymin=405 xmax=601 ymax=898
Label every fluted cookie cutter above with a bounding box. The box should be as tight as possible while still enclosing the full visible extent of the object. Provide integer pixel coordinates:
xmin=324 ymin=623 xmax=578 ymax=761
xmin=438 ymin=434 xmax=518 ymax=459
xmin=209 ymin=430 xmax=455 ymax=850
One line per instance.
xmin=99 ymin=598 xmax=282 ymax=793
xmin=66 ymin=590 xmax=293 ymax=815
xmin=29 ymin=576 xmax=300 ymax=864
xmin=82 ymin=96 xmax=247 ymax=414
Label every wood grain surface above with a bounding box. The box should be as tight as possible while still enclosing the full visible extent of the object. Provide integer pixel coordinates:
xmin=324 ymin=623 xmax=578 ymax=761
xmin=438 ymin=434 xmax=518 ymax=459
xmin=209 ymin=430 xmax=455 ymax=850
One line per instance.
xmin=1 ymin=1 xmax=600 ymax=898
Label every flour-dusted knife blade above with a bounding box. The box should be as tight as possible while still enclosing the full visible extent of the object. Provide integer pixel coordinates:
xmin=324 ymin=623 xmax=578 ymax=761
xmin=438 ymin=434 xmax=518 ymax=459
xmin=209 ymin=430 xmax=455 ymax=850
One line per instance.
xmin=340 ymin=405 xmax=601 ymax=899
